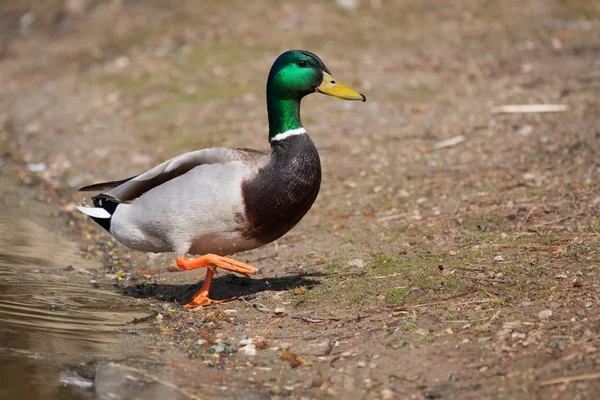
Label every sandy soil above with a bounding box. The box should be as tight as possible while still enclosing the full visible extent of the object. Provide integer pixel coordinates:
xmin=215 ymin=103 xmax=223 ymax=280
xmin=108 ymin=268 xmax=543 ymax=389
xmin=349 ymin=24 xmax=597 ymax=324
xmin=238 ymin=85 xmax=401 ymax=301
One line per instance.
xmin=1 ymin=0 xmax=599 ymax=398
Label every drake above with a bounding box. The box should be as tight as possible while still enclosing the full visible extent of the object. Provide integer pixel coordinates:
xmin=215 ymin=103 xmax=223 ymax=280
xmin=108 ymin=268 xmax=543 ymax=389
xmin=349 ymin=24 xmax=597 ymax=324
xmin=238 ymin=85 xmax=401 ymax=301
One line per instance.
xmin=77 ymin=50 xmax=365 ymax=307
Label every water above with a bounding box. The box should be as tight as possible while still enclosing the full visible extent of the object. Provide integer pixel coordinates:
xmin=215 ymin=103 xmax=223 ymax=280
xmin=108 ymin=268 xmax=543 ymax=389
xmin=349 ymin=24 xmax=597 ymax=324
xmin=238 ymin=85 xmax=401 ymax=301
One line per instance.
xmin=0 ymin=176 xmax=152 ymax=400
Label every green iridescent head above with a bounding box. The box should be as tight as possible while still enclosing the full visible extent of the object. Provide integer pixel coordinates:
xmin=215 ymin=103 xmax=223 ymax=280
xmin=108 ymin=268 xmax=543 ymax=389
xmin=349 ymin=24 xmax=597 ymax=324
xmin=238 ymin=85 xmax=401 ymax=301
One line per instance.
xmin=266 ymin=50 xmax=365 ymax=140
xmin=267 ymin=50 xmax=366 ymax=102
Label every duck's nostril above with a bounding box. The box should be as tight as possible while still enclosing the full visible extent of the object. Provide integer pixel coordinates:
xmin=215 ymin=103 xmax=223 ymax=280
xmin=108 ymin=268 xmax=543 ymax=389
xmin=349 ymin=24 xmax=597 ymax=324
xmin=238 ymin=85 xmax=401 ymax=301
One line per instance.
xmin=331 ymin=80 xmax=336 ymax=84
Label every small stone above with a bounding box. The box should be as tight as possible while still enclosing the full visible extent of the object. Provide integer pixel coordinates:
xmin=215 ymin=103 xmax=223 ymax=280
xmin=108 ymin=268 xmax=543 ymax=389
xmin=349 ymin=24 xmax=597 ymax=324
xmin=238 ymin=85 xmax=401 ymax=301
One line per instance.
xmin=279 ymin=342 xmax=291 ymax=350
xmin=576 ymin=271 xmax=584 ymax=276
xmin=479 ymin=366 xmax=488 ymax=372
xmin=26 ymin=162 xmax=47 ymax=172
xmin=555 ymin=273 xmax=568 ymax=279
xmin=64 ymin=265 xmax=74 ymax=272
xmin=274 ymin=307 xmax=287 ymax=316
xmin=381 ymin=388 xmax=394 ymax=400
xmin=89 ymin=280 xmax=99 ymax=288
xmin=414 ymin=328 xmax=429 ymax=336
xmin=549 ymin=302 xmax=562 ymax=310
xmin=511 ymin=332 xmax=526 ymax=339
xmin=357 ymin=361 xmax=366 ymax=368
xmin=348 ymin=259 xmax=365 ymax=268
xmin=336 ymin=0 xmax=359 ymax=11
xmin=369 ymin=362 xmax=378 ymax=369
xmin=538 ymin=309 xmax=553 ymax=320
xmin=585 ymin=346 xmax=598 ymax=354
xmin=496 ymin=329 xmax=511 ymax=341
xmin=239 ymin=344 xmax=257 ymax=356
xmin=584 ymin=302 xmax=593 ymax=308
xmin=211 ymin=344 xmax=226 ymax=354
xmin=500 ymin=232 xmax=509 ymax=239
xmin=494 ymin=255 xmax=504 ymax=262
xmin=449 ymin=250 xmax=457 ymax=256
xmin=520 ymin=301 xmax=534 ymax=307
xmin=423 ymin=388 xmax=442 ymax=399
xmin=196 ymin=339 xmax=206 ymax=346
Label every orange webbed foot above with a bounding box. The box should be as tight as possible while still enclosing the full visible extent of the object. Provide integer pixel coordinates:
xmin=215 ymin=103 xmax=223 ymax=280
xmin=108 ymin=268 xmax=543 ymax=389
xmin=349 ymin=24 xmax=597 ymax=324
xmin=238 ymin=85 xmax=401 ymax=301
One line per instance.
xmin=176 ymin=254 xmax=259 ymax=277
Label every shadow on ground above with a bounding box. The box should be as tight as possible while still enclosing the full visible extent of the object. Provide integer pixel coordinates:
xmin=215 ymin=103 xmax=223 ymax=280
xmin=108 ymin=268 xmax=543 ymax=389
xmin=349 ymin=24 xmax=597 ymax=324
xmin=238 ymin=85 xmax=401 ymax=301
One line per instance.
xmin=121 ymin=274 xmax=321 ymax=305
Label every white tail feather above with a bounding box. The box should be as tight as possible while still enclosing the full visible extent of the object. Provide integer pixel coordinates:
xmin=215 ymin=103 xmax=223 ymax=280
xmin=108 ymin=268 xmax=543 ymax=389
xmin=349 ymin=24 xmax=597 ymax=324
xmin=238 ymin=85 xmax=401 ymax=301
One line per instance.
xmin=76 ymin=205 xmax=111 ymax=219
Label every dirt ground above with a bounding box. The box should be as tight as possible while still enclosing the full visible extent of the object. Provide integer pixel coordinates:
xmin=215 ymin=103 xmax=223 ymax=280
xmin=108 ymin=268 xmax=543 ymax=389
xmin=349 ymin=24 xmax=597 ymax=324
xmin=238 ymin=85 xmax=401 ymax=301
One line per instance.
xmin=1 ymin=0 xmax=599 ymax=398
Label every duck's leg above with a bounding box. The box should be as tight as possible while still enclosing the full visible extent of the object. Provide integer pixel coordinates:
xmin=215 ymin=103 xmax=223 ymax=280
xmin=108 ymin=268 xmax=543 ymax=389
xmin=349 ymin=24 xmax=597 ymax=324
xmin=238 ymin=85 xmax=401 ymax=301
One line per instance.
xmin=176 ymin=254 xmax=259 ymax=276
xmin=184 ymin=267 xmax=224 ymax=308
xmin=177 ymin=254 xmax=259 ymax=308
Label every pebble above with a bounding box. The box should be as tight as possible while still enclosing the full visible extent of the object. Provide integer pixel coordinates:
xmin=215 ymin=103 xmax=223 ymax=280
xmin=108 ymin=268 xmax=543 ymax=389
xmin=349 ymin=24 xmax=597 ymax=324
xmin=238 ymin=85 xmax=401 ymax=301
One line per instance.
xmin=494 ymin=255 xmax=504 ymax=262
xmin=239 ymin=344 xmax=257 ymax=356
xmin=511 ymin=332 xmax=526 ymax=339
xmin=89 ymin=280 xmax=99 ymax=288
xmin=26 ymin=162 xmax=47 ymax=172
xmin=496 ymin=329 xmax=511 ymax=341
xmin=449 ymin=250 xmax=457 ymax=256
xmin=348 ymin=259 xmax=365 ymax=268
xmin=520 ymin=301 xmax=534 ymax=307
xmin=336 ymin=0 xmax=359 ymax=11
xmin=381 ymin=388 xmax=394 ymax=400
xmin=423 ymin=388 xmax=442 ymax=399
xmin=274 ymin=307 xmax=287 ymax=316
xmin=279 ymin=342 xmax=291 ymax=350
xmin=538 ymin=309 xmax=553 ymax=320
xmin=211 ymin=344 xmax=226 ymax=354
xmin=357 ymin=361 xmax=366 ymax=368
xmin=549 ymin=302 xmax=562 ymax=310
xmin=369 ymin=362 xmax=378 ymax=369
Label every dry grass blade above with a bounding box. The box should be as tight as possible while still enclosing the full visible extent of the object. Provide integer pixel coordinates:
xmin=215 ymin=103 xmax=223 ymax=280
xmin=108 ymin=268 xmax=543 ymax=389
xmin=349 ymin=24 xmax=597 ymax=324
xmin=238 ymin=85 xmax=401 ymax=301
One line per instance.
xmin=539 ymin=372 xmax=600 ymax=386
xmin=433 ymin=135 xmax=466 ymax=150
xmin=491 ymin=104 xmax=568 ymax=113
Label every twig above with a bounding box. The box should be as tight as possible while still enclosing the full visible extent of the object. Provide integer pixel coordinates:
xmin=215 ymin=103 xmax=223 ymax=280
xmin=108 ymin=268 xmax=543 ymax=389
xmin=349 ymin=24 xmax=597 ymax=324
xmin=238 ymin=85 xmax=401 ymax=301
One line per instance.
xmin=240 ymin=296 xmax=271 ymax=313
xmin=112 ymin=364 xmax=202 ymax=400
xmin=391 ymin=296 xmax=486 ymax=311
xmin=292 ymin=316 xmax=344 ymax=323
xmin=433 ymin=135 xmax=466 ymax=150
xmin=377 ymin=213 xmax=407 ymax=222
xmin=539 ymin=371 xmax=600 ymax=387
xmin=314 ymin=271 xmax=366 ymax=280
xmin=129 ymin=312 xmax=158 ymax=325
xmin=524 ymin=206 xmax=535 ymax=222
xmin=373 ymin=273 xmax=401 ymax=279
xmin=530 ymin=212 xmax=583 ymax=228
xmin=491 ymin=104 xmax=568 ymax=114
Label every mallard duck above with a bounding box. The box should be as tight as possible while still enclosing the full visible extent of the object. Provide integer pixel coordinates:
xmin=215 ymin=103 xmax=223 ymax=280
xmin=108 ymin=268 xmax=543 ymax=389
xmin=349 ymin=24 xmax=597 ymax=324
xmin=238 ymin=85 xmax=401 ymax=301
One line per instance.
xmin=77 ymin=50 xmax=365 ymax=307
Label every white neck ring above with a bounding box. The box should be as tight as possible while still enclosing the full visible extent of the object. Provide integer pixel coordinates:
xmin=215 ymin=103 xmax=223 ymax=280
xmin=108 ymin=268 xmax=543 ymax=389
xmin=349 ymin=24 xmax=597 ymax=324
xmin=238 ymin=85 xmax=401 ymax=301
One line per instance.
xmin=271 ymin=127 xmax=306 ymax=142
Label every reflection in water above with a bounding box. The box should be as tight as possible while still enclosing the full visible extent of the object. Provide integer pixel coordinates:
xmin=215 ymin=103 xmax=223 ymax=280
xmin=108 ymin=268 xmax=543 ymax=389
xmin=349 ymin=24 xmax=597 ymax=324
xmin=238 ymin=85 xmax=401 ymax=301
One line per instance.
xmin=0 ymin=211 xmax=150 ymax=399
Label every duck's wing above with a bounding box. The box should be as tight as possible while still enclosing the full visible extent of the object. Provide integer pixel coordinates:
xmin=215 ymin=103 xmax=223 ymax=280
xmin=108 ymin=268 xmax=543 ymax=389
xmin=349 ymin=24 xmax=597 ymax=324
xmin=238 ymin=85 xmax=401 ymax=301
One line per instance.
xmin=79 ymin=148 xmax=244 ymax=202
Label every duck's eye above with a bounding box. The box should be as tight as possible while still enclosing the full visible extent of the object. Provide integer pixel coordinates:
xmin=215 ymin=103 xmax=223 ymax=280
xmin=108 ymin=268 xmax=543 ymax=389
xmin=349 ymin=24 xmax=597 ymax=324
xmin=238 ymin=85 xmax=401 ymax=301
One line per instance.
xmin=297 ymin=60 xmax=308 ymax=67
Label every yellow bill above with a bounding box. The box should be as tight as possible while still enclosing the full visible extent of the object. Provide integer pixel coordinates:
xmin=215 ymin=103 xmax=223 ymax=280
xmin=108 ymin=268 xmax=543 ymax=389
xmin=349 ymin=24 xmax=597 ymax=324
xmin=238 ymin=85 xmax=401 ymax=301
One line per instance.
xmin=316 ymin=72 xmax=366 ymax=102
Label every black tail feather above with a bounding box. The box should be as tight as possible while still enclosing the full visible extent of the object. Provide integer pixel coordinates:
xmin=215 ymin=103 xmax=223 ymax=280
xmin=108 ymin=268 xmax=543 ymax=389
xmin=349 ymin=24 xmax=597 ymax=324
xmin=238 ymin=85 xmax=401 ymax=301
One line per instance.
xmin=90 ymin=197 xmax=120 ymax=232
